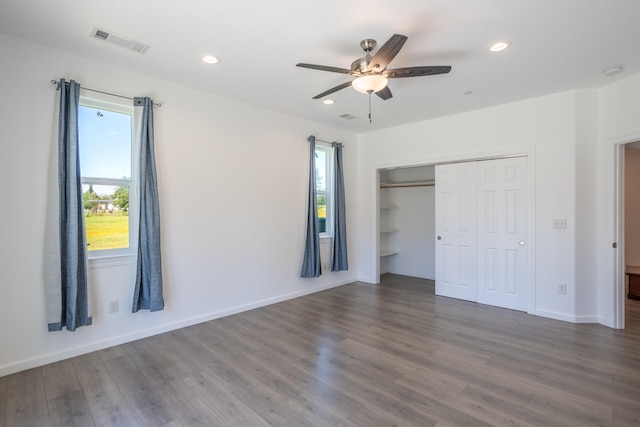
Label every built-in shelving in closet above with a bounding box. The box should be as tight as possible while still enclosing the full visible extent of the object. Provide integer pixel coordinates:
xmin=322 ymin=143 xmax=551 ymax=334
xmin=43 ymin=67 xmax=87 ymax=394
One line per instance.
xmin=379 ymin=202 xmax=399 ymax=259
xmin=379 ymin=166 xmax=436 ymax=280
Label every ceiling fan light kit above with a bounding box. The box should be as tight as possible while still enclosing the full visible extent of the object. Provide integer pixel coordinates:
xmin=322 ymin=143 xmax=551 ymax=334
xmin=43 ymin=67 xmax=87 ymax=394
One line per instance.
xmin=352 ymin=75 xmax=388 ymax=94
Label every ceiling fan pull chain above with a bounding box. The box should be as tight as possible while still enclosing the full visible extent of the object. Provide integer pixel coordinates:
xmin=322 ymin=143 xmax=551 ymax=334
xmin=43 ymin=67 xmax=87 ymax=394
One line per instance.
xmin=368 ymin=91 xmax=372 ymax=123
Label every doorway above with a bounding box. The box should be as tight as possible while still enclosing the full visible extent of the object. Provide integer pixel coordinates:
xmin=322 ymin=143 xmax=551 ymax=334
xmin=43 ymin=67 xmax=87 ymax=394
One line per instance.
xmin=620 ymin=142 xmax=640 ymax=328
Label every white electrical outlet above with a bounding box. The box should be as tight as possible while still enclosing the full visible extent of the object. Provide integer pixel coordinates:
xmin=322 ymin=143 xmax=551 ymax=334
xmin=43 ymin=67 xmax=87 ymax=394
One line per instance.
xmin=553 ymin=218 xmax=567 ymax=229
xmin=557 ymin=284 xmax=567 ymax=294
xmin=109 ymin=300 xmax=119 ymax=313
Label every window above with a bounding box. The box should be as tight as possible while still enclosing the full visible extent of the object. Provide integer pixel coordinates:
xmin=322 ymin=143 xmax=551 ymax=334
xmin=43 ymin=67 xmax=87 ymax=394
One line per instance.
xmin=78 ymin=97 xmax=137 ymax=256
xmin=315 ymin=144 xmax=333 ymax=237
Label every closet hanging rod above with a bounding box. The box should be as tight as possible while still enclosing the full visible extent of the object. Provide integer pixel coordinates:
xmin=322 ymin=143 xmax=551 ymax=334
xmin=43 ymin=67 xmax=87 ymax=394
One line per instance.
xmin=50 ymin=79 xmax=162 ymax=107
xmin=380 ymin=182 xmax=435 ymax=189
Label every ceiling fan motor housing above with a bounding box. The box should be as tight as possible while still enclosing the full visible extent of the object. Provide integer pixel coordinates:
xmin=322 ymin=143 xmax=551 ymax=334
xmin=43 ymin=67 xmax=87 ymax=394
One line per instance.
xmin=351 ymin=56 xmax=372 ymax=74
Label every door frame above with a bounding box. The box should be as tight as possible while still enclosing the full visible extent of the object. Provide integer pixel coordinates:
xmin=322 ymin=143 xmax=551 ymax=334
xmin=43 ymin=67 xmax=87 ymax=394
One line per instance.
xmin=610 ymin=141 xmax=640 ymax=329
xmin=611 ymin=140 xmax=640 ymax=330
xmin=373 ymin=146 xmax=537 ymax=315
xmin=613 ymin=143 xmax=625 ymax=329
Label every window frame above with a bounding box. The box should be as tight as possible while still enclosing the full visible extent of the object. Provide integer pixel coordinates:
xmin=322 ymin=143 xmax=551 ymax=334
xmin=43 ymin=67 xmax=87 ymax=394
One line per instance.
xmin=79 ymin=95 xmax=138 ymax=259
xmin=315 ymin=143 xmax=334 ymax=239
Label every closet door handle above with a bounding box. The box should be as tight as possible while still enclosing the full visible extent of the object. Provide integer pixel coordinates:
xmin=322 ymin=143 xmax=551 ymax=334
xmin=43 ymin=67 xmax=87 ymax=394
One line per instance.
xmin=437 ymin=236 xmax=442 ymax=240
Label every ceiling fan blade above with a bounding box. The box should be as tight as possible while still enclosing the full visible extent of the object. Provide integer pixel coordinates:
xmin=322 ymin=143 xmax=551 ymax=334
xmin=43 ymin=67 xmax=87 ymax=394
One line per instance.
xmin=296 ymin=63 xmax=356 ymax=75
xmin=384 ymin=65 xmax=452 ymax=78
xmin=312 ymin=81 xmax=353 ymax=99
xmin=369 ymin=34 xmax=408 ymax=72
xmin=376 ymin=86 xmax=393 ymax=100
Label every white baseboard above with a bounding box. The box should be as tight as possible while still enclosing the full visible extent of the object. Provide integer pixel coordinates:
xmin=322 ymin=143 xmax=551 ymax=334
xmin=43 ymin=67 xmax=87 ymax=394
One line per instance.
xmin=357 ymin=275 xmax=377 ymax=284
xmin=0 ymin=277 xmax=356 ymax=377
xmin=575 ymin=315 xmax=602 ymax=323
xmin=533 ymin=308 xmax=600 ymax=324
xmin=386 ymin=269 xmax=435 ymax=281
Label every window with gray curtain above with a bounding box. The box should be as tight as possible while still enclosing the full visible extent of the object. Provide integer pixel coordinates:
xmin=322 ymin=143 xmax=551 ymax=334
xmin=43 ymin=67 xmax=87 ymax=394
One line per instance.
xmin=47 ymin=79 xmax=92 ymax=331
xmin=301 ymin=135 xmax=321 ymax=277
xmin=132 ymin=97 xmax=164 ymax=312
xmin=46 ymin=83 xmax=163 ymax=330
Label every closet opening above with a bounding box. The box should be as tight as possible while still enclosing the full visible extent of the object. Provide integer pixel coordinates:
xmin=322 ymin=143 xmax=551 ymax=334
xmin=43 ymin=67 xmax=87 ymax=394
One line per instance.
xmin=378 ymin=165 xmax=436 ymax=282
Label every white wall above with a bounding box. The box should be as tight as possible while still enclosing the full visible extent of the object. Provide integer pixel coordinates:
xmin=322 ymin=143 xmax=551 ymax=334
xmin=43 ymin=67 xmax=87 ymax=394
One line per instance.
xmin=574 ymin=89 xmax=600 ymax=320
xmin=383 ymin=186 xmax=436 ymax=279
xmin=0 ymin=34 xmax=359 ymax=376
xmin=356 ymin=91 xmax=593 ymax=322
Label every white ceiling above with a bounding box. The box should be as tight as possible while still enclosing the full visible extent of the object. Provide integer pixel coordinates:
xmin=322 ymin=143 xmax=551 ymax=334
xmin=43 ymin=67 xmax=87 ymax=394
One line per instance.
xmin=1 ymin=0 xmax=639 ymax=133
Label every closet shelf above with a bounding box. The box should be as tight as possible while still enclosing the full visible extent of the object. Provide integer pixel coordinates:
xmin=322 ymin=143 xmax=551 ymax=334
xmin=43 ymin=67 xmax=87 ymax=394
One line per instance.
xmin=380 ymin=228 xmax=399 ymax=233
xmin=380 ymin=250 xmax=399 ymax=257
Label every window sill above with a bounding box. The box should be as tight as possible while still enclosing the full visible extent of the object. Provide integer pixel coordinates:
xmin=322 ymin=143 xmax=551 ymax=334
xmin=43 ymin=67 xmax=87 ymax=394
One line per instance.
xmin=320 ymin=235 xmax=333 ymax=241
xmin=88 ymin=253 xmax=136 ymax=269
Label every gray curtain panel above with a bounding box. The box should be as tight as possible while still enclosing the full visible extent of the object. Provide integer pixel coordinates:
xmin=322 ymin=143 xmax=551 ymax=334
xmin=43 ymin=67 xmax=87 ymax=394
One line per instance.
xmin=301 ymin=135 xmax=321 ymax=277
xmin=132 ymin=97 xmax=164 ymax=312
xmin=331 ymin=143 xmax=348 ymax=271
xmin=49 ymin=79 xmax=92 ymax=332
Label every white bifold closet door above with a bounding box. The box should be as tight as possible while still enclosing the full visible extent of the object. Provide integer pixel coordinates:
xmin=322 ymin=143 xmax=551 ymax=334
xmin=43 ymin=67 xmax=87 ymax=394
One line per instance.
xmin=435 ymin=157 xmax=528 ymax=311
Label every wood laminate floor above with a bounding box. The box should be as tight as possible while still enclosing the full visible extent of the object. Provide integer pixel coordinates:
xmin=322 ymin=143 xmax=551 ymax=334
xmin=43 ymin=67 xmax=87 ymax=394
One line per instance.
xmin=2 ymin=274 xmax=640 ymax=426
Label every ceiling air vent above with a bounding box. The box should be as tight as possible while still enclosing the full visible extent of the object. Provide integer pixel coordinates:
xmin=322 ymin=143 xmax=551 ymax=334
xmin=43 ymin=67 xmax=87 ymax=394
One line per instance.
xmin=90 ymin=27 xmax=150 ymax=54
xmin=94 ymin=29 xmax=109 ymax=41
xmin=339 ymin=113 xmax=360 ymax=121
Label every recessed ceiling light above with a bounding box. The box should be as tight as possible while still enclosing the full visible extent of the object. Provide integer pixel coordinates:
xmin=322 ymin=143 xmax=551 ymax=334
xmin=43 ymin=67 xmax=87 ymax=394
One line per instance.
xmin=603 ymin=66 xmax=623 ymax=77
xmin=489 ymin=41 xmax=510 ymax=52
xmin=323 ymin=99 xmax=335 ymax=105
xmin=202 ymin=55 xmax=219 ymax=64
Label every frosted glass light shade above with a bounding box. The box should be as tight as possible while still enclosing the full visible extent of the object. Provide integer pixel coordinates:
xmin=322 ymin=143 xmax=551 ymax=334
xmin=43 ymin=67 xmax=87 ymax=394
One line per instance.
xmin=352 ymin=75 xmax=388 ymax=94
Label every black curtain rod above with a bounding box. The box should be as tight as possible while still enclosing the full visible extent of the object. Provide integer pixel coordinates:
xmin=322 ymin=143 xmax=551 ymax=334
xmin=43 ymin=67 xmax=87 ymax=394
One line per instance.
xmin=51 ymin=79 xmax=162 ymax=107
xmin=309 ymin=135 xmax=343 ymax=147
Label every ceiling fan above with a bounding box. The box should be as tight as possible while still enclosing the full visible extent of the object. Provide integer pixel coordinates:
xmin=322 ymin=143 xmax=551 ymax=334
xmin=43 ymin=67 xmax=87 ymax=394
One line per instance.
xmin=296 ymin=34 xmax=452 ymax=102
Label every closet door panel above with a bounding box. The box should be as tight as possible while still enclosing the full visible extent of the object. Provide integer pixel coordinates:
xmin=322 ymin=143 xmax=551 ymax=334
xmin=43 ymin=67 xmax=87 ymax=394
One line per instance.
xmin=435 ymin=162 xmax=478 ymax=302
xmin=477 ymin=157 xmax=528 ymax=311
